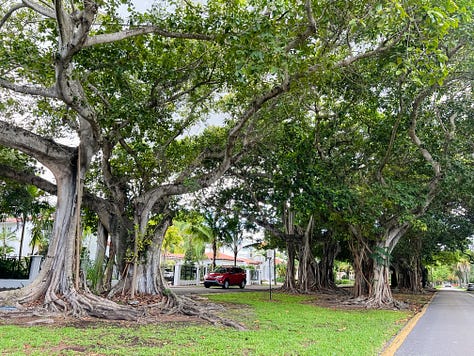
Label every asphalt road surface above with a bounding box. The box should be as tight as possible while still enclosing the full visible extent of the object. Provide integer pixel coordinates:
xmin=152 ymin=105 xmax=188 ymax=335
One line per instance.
xmin=395 ymin=288 xmax=474 ymax=356
xmin=170 ymin=283 xmax=271 ymax=295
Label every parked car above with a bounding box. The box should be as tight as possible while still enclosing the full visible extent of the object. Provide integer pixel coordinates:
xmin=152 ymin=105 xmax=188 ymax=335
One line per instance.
xmin=204 ymin=266 xmax=246 ymax=289
xmin=467 ymin=283 xmax=474 ymax=291
xmin=163 ymin=268 xmax=174 ymax=283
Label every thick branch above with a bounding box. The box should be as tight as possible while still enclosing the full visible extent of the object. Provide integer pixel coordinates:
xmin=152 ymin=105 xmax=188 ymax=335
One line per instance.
xmin=0 ymin=79 xmax=58 ymax=99
xmin=0 ymin=120 xmax=75 ymax=169
xmin=0 ymin=163 xmax=57 ymax=194
xmin=0 ymin=161 xmax=115 ymax=231
xmin=54 ymin=0 xmax=69 ymax=46
xmin=408 ymin=87 xmax=442 ymax=216
xmin=23 ymin=0 xmax=55 ymax=18
xmin=84 ymin=27 xmax=214 ymax=47
xmin=334 ymin=31 xmax=405 ymax=69
xmin=285 ymin=0 xmax=323 ymax=51
xmin=0 ymin=3 xmax=24 ymax=28
xmin=0 ymin=0 xmax=55 ymax=28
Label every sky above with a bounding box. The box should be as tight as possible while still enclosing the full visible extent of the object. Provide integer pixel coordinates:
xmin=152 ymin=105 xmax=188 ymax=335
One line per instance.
xmin=131 ymin=0 xmax=155 ymax=12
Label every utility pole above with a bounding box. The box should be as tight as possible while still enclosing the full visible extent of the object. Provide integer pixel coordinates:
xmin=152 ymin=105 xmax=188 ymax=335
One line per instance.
xmin=266 ymin=249 xmax=275 ymax=300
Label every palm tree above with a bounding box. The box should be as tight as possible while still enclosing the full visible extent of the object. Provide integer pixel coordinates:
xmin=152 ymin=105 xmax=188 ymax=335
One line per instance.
xmin=194 ymin=212 xmax=226 ymax=270
xmin=29 ymin=206 xmax=54 ymax=256
xmin=0 ymin=222 xmax=16 ymax=257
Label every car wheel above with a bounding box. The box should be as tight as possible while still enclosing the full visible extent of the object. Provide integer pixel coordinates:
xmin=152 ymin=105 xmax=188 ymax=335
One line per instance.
xmin=239 ymin=280 xmax=246 ymax=289
xmin=204 ymin=283 xmax=210 ymax=288
xmin=223 ymin=280 xmax=230 ymax=289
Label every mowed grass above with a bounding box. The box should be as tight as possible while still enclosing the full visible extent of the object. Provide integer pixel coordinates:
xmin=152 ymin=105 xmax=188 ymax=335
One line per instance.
xmin=0 ymin=292 xmax=412 ymax=355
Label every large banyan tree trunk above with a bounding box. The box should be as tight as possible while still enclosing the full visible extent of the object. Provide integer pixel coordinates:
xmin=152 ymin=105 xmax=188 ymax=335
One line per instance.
xmin=369 ymin=258 xmax=393 ymax=307
xmin=0 ymin=120 xmax=137 ymax=318
xmin=107 ymin=210 xmax=245 ymax=328
xmin=392 ymin=256 xmax=424 ymax=293
xmin=108 ymin=209 xmax=171 ymax=299
xmin=282 ymin=237 xmax=299 ymax=291
xmin=132 ymin=224 xmax=171 ymax=297
xmin=349 ymin=226 xmax=373 ymax=299
xmin=93 ymin=211 xmax=134 ymax=293
xmin=367 ymin=225 xmax=410 ymax=308
xmin=319 ymin=231 xmax=339 ymax=290
xmin=0 ymin=153 xmax=137 ymax=319
xmin=280 ymin=208 xmax=300 ymax=292
xmin=298 ymin=216 xmax=320 ymax=292
xmin=402 ymin=236 xmax=424 ymax=293
xmin=17 ymin=169 xmax=79 ymax=309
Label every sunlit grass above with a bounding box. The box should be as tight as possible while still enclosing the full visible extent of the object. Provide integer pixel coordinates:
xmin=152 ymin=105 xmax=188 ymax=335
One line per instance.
xmin=0 ymin=292 xmax=411 ymax=355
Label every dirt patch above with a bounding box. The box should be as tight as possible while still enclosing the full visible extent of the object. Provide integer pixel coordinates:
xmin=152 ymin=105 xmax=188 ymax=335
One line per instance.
xmin=306 ymin=289 xmax=436 ymax=312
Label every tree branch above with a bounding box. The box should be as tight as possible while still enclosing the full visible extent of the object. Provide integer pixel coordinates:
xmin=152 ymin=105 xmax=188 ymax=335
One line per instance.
xmin=284 ymin=1 xmax=323 ymax=52
xmin=0 ymin=0 xmax=55 ymax=29
xmin=23 ymin=0 xmax=55 ymax=18
xmin=0 ymin=163 xmax=57 ymax=194
xmin=0 ymin=161 xmax=115 ymax=227
xmin=84 ymin=27 xmax=214 ymax=47
xmin=0 ymin=79 xmax=58 ymax=99
xmin=407 ymin=86 xmax=442 ymax=217
xmin=334 ymin=31 xmax=405 ymax=69
xmin=0 ymin=120 xmax=75 ymax=169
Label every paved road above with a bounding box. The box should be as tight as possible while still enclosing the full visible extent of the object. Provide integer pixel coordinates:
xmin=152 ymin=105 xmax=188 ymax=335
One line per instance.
xmin=170 ymin=283 xmax=272 ymax=295
xmin=395 ymin=288 xmax=474 ymax=356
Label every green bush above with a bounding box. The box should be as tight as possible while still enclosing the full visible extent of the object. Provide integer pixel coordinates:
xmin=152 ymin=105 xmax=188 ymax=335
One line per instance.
xmin=0 ymin=256 xmax=30 ymax=279
xmin=336 ymin=279 xmax=354 ymax=285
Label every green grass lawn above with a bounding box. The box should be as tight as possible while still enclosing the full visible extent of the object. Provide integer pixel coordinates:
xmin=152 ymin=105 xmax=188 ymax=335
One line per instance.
xmin=0 ymin=292 xmax=411 ymax=355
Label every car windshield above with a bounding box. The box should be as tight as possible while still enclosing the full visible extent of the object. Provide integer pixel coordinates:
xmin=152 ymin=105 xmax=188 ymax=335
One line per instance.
xmin=214 ymin=267 xmax=228 ymax=273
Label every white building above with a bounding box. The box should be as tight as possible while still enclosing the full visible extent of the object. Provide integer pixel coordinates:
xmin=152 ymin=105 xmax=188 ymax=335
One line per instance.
xmin=0 ymin=217 xmax=36 ymax=257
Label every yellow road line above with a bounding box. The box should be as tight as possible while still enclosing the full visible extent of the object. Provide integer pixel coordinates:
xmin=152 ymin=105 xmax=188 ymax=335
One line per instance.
xmin=380 ymin=292 xmax=436 ymax=356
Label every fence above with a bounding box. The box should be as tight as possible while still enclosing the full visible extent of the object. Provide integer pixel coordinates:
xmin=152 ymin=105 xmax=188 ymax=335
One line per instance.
xmin=170 ymin=263 xmax=262 ymax=286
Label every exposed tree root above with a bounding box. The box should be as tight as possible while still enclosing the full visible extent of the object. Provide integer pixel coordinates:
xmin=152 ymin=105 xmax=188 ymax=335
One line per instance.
xmin=276 ymin=285 xmax=301 ymax=294
xmin=365 ymin=296 xmax=407 ymax=309
xmin=0 ymin=288 xmax=139 ymax=321
xmin=342 ymin=295 xmax=408 ymax=310
xmin=320 ymin=286 xmax=351 ymax=295
xmin=106 ymin=284 xmax=246 ymax=329
xmin=142 ymin=292 xmax=246 ymax=330
xmin=1 ymin=280 xmax=244 ymax=329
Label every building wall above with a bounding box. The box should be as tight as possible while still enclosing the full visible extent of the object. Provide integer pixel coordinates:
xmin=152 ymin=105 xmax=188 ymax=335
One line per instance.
xmin=1 ymin=220 xmax=35 ymax=257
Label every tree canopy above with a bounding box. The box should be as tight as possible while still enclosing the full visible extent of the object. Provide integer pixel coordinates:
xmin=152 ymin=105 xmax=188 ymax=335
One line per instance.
xmin=0 ymin=0 xmax=472 ymax=319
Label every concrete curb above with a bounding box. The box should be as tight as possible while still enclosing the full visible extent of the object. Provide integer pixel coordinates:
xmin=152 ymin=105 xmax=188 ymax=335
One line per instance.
xmin=380 ymin=292 xmax=437 ymax=356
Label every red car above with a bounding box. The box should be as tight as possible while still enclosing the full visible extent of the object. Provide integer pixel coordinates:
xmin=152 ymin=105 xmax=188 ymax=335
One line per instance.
xmin=203 ymin=266 xmax=247 ymax=289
